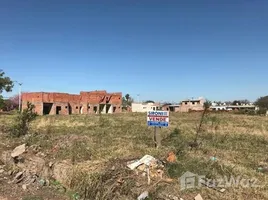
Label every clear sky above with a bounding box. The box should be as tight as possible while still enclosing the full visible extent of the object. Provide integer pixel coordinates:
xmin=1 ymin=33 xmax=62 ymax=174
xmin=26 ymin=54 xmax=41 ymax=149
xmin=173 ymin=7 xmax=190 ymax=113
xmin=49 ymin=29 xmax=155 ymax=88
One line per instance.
xmin=1 ymin=0 xmax=268 ymax=102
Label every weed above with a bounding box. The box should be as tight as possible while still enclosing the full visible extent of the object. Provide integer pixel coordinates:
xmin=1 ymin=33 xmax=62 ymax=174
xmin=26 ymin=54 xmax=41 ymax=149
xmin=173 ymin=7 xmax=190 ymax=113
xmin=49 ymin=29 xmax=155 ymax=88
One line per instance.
xmin=166 ymin=157 xmax=234 ymax=180
xmin=56 ymin=140 xmax=92 ymax=164
xmin=10 ymin=102 xmax=37 ymax=137
xmin=68 ymin=163 xmax=136 ymax=200
xmin=50 ymin=179 xmax=62 ymax=186
xmin=22 ymin=196 xmax=44 ymax=200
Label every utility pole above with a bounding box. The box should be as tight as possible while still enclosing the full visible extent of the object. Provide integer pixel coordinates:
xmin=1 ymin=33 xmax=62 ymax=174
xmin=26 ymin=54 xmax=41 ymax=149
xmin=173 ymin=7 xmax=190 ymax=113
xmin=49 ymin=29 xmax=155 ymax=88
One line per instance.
xmin=15 ymin=81 xmax=23 ymax=112
xmin=137 ymin=94 xmax=140 ymax=103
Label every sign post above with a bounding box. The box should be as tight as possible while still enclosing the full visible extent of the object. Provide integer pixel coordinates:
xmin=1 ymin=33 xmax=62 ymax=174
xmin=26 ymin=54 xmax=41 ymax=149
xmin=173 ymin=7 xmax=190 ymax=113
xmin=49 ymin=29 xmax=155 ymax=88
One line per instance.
xmin=147 ymin=111 xmax=169 ymax=148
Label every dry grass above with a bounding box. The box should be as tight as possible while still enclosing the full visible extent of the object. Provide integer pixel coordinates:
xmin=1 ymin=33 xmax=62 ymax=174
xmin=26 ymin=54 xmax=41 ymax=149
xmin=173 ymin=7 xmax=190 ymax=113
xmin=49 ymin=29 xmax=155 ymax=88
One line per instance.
xmin=0 ymin=112 xmax=268 ymax=199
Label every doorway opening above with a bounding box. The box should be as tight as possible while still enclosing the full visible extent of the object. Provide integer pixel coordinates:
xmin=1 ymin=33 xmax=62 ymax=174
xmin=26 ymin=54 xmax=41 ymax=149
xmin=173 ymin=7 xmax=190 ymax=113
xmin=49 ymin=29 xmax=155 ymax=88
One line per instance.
xmin=68 ymin=105 xmax=72 ymax=114
xmin=106 ymin=104 xmax=112 ymax=113
xmin=99 ymin=104 xmax=105 ymax=114
xmin=94 ymin=106 xmax=98 ymax=114
xmin=43 ymin=103 xmax=53 ymax=115
xmin=56 ymin=106 xmax=61 ymax=115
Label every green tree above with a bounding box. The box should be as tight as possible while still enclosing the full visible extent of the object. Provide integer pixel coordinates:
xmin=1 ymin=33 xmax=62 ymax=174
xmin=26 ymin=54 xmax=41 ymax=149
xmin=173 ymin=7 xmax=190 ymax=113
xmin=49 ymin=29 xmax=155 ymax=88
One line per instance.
xmin=144 ymin=100 xmax=155 ymax=103
xmin=232 ymin=99 xmax=250 ymax=105
xmin=232 ymin=100 xmax=241 ymax=105
xmin=0 ymin=70 xmax=13 ymax=109
xmin=0 ymin=70 xmax=13 ymax=93
xmin=122 ymin=94 xmax=133 ymax=107
xmin=255 ymin=96 xmax=268 ymax=114
xmin=125 ymin=94 xmax=130 ymax=102
xmin=0 ymin=97 xmax=4 ymax=109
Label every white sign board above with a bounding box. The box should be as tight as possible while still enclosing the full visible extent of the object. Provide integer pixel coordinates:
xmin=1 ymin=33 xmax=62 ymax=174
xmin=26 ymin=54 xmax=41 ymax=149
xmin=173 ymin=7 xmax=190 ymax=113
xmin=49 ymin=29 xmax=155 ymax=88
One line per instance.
xmin=147 ymin=111 xmax=169 ymax=127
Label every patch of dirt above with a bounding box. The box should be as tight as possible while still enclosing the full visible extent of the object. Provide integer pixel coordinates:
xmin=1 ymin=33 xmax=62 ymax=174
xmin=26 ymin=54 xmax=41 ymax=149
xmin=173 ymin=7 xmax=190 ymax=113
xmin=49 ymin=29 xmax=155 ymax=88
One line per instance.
xmin=0 ymin=139 xmax=70 ymax=200
xmin=0 ymin=168 xmax=68 ymax=200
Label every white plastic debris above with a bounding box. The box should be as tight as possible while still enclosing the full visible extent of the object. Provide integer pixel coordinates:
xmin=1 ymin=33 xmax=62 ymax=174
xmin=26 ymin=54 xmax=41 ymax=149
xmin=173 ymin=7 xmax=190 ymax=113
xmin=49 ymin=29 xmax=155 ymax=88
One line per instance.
xmin=137 ymin=191 xmax=149 ymax=200
xmin=127 ymin=155 xmax=157 ymax=170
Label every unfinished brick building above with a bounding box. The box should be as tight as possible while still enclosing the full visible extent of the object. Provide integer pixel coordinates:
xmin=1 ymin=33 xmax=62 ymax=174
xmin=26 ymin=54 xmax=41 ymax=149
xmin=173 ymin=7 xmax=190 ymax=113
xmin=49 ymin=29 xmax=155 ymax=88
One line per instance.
xmin=22 ymin=90 xmax=122 ymax=115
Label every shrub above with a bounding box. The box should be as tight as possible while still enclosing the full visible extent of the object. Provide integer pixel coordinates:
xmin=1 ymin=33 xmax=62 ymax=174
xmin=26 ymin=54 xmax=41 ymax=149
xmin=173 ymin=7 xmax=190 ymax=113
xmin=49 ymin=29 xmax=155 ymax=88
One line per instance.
xmin=257 ymin=108 xmax=267 ymax=115
xmin=10 ymin=102 xmax=37 ymax=137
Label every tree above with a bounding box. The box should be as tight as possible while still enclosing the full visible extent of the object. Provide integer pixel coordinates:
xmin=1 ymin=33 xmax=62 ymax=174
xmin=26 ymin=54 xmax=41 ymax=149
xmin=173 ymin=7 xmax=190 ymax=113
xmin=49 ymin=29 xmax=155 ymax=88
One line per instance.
xmin=125 ymin=94 xmax=130 ymax=102
xmin=122 ymin=94 xmax=133 ymax=107
xmin=224 ymin=101 xmax=232 ymax=105
xmin=0 ymin=70 xmax=13 ymax=109
xmin=0 ymin=97 xmax=4 ymax=110
xmin=1 ymin=95 xmax=19 ymax=111
xmin=9 ymin=94 xmax=19 ymax=110
xmin=232 ymin=99 xmax=250 ymax=105
xmin=255 ymin=96 xmax=268 ymax=111
xmin=162 ymin=102 xmax=172 ymax=106
xmin=0 ymin=70 xmax=13 ymax=93
xmin=232 ymin=100 xmax=241 ymax=105
xmin=239 ymin=99 xmax=250 ymax=105
xmin=144 ymin=100 xmax=155 ymax=103
xmin=1 ymin=99 xmax=11 ymax=111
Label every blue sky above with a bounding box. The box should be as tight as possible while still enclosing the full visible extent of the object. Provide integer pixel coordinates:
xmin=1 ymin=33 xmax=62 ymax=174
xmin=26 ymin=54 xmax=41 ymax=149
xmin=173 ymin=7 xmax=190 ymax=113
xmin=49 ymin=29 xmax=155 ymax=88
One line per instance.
xmin=1 ymin=0 xmax=268 ymax=102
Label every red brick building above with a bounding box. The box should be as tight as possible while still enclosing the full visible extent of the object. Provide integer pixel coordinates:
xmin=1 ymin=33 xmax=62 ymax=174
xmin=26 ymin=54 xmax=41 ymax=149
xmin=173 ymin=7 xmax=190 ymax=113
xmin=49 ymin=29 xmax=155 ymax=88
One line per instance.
xmin=22 ymin=90 xmax=122 ymax=115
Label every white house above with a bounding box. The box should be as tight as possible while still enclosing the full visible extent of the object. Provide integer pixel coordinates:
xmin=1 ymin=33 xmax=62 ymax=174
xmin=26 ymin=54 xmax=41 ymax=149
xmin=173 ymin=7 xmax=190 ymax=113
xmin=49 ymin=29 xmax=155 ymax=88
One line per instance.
xmin=131 ymin=102 xmax=161 ymax=112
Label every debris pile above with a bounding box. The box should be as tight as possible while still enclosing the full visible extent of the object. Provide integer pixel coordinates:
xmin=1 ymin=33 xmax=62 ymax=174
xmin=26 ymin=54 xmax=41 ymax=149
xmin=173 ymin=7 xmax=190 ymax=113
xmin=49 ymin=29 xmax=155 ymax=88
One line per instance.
xmin=1 ymin=145 xmax=227 ymax=200
xmin=0 ymin=143 xmax=71 ymax=194
xmin=127 ymin=155 xmax=165 ymax=185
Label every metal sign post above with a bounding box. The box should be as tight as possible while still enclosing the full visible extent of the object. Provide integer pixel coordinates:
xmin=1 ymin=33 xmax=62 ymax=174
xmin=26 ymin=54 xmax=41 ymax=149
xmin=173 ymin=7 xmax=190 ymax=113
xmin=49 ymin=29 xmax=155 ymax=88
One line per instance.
xmin=147 ymin=111 xmax=169 ymax=148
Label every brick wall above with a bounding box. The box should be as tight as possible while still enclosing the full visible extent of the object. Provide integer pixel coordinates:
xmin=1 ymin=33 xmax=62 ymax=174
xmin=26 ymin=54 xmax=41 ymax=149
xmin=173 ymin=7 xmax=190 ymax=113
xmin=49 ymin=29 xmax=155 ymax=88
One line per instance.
xmin=22 ymin=90 xmax=122 ymax=115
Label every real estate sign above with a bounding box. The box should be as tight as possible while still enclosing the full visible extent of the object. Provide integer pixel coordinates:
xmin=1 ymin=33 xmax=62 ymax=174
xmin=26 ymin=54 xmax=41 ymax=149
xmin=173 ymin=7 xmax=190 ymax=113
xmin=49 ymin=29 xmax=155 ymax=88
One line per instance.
xmin=147 ymin=111 xmax=169 ymax=127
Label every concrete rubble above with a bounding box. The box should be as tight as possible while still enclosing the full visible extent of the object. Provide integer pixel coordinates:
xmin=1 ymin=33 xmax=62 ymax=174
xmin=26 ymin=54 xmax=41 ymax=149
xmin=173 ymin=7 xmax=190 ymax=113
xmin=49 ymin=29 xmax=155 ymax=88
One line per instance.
xmin=0 ymin=143 xmax=74 ymax=199
xmin=194 ymin=194 xmax=204 ymax=200
xmin=137 ymin=191 xmax=149 ymax=200
xmin=14 ymin=171 xmax=23 ymax=180
xmin=11 ymin=144 xmax=26 ymax=158
xmin=1 ymin=151 xmax=13 ymax=165
xmin=127 ymin=155 xmax=166 ymax=186
xmin=22 ymin=184 xmax=27 ymax=190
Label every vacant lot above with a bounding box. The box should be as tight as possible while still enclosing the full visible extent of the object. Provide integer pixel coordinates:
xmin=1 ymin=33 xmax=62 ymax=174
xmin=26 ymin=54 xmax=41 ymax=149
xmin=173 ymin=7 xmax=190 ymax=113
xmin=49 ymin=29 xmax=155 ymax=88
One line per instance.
xmin=0 ymin=112 xmax=267 ymax=200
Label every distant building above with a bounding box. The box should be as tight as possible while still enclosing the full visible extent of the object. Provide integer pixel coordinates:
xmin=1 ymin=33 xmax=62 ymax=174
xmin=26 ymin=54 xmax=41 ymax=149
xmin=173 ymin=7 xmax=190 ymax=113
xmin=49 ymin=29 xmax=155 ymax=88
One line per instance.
xmin=178 ymin=97 xmax=205 ymax=112
xmin=161 ymin=104 xmax=180 ymax=112
xmin=131 ymin=102 xmax=161 ymax=112
xmin=226 ymin=105 xmax=257 ymax=111
xmin=210 ymin=104 xmax=257 ymax=111
xmin=210 ymin=105 xmax=228 ymax=111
